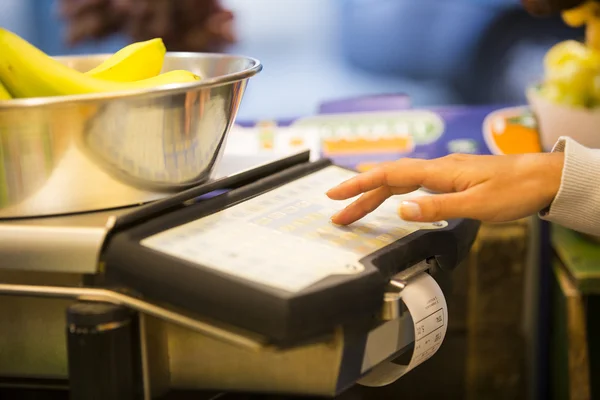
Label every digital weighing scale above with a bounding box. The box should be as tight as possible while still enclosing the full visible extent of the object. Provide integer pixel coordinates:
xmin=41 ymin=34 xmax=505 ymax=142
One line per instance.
xmin=0 ymin=150 xmax=480 ymax=400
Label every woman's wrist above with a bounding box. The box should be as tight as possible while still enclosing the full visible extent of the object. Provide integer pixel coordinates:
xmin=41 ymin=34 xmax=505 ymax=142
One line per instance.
xmin=538 ymin=137 xmax=600 ymax=236
xmin=537 ymin=152 xmax=566 ymax=212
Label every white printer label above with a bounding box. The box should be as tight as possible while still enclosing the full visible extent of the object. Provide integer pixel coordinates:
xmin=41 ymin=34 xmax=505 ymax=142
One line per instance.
xmin=141 ymin=165 xmax=447 ymax=293
xmin=359 ymin=272 xmax=449 ymax=385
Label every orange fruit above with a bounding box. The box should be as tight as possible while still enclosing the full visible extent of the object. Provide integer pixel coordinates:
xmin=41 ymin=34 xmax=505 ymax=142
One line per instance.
xmin=483 ymin=108 xmax=542 ymax=155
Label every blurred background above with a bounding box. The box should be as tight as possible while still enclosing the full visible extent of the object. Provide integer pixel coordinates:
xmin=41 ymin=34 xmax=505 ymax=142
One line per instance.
xmin=0 ymin=0 xmax=582 ymax=120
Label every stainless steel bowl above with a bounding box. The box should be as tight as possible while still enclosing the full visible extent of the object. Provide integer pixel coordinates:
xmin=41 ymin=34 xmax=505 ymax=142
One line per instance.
xmin=0 ymin=52 xmax=261 ymax=218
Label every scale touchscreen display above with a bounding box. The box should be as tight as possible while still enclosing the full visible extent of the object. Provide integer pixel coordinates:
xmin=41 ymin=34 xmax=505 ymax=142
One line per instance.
xmin=141 ymin=166 xmax=447 ymax=293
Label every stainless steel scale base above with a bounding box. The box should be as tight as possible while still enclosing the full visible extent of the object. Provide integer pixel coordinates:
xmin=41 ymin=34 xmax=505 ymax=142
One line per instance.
xmin=0 ymin=153 xmax=436 ymax=399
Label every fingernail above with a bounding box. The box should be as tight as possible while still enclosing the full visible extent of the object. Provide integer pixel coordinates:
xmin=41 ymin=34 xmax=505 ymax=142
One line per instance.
xmin=399 ymin=201 xmax=422 ymax=220
xmin=331 ymin=211 xmax=341 ymax=221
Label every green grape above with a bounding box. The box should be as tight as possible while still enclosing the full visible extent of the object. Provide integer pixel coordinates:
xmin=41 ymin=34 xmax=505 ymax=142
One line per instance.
xmin=540 ymin=81 xmax=589 ymax=107
xmin=542 ymin=36 xmax=600 ymax=109
xmin=545 ymin=42 xmax=600 ymax=83
xmin=554 ymin=61 xmax=594 ymax=87
xmin=545 ymin=41 xmax=594 ymax=72
xmin=542 ymin=53 xmax=600 ymax=107
xmin=538 ymin=82 xmax=563 ymax=103
xmin=591 ymin=74 xmax=600 ymax=105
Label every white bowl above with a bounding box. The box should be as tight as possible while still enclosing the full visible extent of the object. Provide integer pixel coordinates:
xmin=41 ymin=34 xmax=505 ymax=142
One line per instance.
xmin=527 ymin=85 xmax=600 ymax=151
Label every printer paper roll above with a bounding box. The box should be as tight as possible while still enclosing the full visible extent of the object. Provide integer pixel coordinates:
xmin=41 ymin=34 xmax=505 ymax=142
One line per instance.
xmin=358 ymin=272 xmax=448 ymax=387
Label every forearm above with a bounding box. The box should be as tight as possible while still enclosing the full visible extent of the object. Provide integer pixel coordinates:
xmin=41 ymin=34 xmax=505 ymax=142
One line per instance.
xmin=539 ymin=136 xmax=600 ymax=235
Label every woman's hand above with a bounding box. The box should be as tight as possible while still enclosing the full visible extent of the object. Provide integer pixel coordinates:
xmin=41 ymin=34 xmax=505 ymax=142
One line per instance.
xmin=326 ymin=152 xmax=565 ymax=225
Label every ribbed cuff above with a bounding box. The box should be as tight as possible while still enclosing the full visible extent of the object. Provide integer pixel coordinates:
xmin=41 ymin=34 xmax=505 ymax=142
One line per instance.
xmin=539 ymin=136 xmax=600 ymax=236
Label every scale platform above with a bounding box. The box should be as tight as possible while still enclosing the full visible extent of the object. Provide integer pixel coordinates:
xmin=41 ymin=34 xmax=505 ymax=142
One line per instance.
xmin=0 ymin=150 xmax=480 ymax=400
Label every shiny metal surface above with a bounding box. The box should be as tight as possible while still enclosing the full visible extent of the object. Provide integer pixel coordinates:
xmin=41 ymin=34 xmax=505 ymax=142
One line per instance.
xmin=0 ymin=209 xmax=121 ymax=274
xmin=381 ymin=292 xmax=403 ymax=321
xmin=0 ymin=280 xmax=344 ymax=396
xmin=0 ymin=269 xmax=415 ymax=396
xmin=0 ymin=52 xmax=261 ymax=218
xmin=0 ymin=283 xmax=267 ymax=351
xmin=0 ymin=280 xmax=414 ymax=396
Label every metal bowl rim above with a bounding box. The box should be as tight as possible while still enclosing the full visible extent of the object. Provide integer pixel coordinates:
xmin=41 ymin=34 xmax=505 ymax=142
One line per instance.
xmin=0 ymin=52 xmax=262 ymax=109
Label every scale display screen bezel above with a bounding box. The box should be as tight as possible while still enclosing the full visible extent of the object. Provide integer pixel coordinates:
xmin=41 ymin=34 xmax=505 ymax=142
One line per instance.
xmin=100 ymin=158 xmax=479 ymax=345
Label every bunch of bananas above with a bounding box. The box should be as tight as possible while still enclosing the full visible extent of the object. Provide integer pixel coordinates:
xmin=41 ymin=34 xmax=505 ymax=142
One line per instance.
xmin=562 ymin=0 xmax=600 ymax=49
xmin=0 ymin=28 xmax=200 ymax=102
xmin=538 ymin=0 xmax=600 ymax=108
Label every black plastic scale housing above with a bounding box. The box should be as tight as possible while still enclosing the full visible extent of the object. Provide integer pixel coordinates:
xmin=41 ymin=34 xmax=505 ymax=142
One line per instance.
xmin=97 ymin=151 xmax=480 ymax=347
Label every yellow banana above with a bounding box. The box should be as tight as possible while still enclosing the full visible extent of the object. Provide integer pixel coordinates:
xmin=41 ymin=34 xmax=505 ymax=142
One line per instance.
xmin=0 ymin=80 xmax=11 ymax=100
xmin=0 ymin=28 xmax=200 ymax=99
xmin=561 ymin=1 xmax=600 ymax=51
xmin=561 ymin=1 xmax=599 ymax=27
xmin=587 ymin=19 xmax=600 ymax=51
xmin=85 ymin=38 xmax=166 ymax=82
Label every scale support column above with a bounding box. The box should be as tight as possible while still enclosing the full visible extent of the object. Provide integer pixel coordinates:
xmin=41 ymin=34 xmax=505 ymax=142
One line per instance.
xmin=66 ymin=302 xmax=145 ymax=400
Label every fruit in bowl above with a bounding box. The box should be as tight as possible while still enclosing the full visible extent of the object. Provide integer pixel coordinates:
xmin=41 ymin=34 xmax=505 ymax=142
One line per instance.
xmin=527 ymin=1 xmax=600 ymax=150
xmin=0 ymin=28 xmax=201 ymax=102
xmin=536 ymin=40 xmax=600 ymax=108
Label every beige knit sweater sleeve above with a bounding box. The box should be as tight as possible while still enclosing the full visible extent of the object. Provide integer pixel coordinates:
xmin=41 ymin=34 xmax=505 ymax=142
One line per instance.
xmin=539 ymin=136 xmax=600 ymax=236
